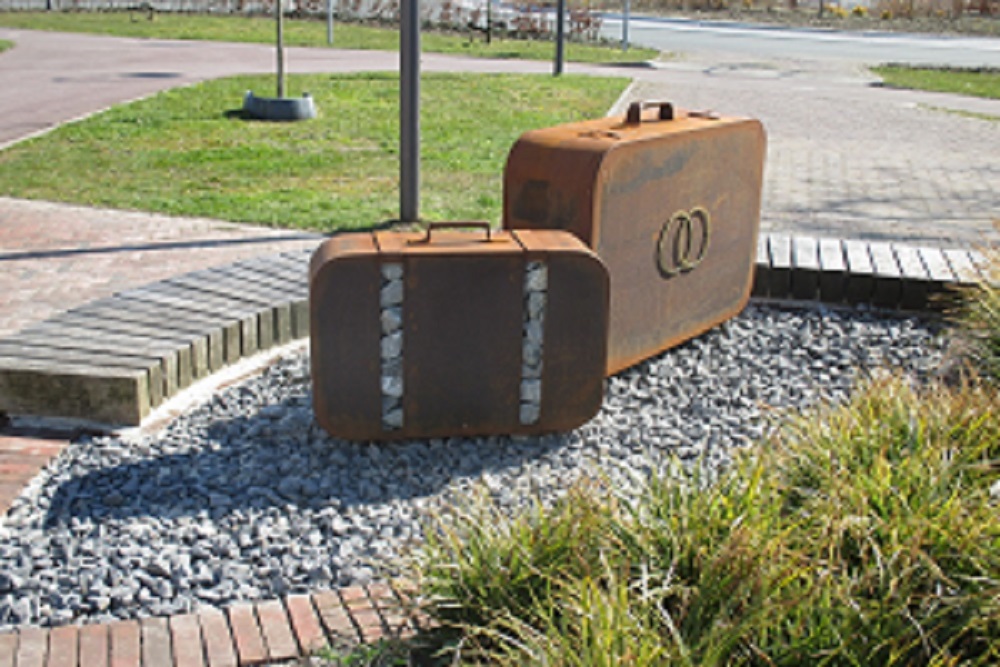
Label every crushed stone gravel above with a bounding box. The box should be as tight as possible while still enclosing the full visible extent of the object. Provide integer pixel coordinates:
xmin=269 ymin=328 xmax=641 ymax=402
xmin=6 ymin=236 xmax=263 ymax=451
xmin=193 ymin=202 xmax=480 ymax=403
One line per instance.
xmin=0 ymin=303 xmax=945 ymax=629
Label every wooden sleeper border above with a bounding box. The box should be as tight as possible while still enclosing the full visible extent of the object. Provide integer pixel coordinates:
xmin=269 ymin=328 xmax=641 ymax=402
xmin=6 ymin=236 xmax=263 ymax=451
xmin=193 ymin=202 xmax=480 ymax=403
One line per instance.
xmin=0 ymin=249 xmax=312 ymax=427
xmin=0 ymin=237 xmax=992 ymax=428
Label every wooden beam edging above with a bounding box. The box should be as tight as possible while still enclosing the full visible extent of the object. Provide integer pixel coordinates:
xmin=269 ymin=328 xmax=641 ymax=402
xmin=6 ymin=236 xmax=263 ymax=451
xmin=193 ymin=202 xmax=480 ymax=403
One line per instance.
xmin=752 ymin=233 xmax=991 ymax=310
xmin=0 ymin=249 xmax=312 ymax=428
xmin=0 ymin=237 xmax=994 ymax=428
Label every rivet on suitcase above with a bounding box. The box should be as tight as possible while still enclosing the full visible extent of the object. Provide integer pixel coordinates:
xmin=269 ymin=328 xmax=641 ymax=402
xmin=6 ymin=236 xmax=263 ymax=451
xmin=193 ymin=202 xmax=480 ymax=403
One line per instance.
xmin=309 ymin=224 xmax=609 ymax=441
xmin=503 ymin=101 xmax=766 ymax=375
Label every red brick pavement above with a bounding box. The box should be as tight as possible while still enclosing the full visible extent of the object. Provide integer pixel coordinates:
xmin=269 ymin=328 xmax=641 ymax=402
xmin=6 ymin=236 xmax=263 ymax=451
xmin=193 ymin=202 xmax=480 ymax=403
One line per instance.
xmin=0 ymin=198 xmax=321 ymax=339
xmin=0 ymin=429 xmax=70 ymax=515
xmin=0 ymin=585 xmax=430 ymax=667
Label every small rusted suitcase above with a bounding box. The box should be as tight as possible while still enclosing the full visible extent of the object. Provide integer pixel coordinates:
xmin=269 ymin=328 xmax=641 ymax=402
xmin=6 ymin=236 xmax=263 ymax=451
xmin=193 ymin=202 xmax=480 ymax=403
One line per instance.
xmin=309 ymin=224 xmax=609 ymax=441
xmin=504 ymin=101 xmax=766 ymax=375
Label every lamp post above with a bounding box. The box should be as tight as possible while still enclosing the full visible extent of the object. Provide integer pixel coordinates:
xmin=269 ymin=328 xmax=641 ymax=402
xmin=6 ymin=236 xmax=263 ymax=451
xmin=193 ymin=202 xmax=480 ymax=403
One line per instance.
xmin=276 ymin=0 xmax=286 ymax=98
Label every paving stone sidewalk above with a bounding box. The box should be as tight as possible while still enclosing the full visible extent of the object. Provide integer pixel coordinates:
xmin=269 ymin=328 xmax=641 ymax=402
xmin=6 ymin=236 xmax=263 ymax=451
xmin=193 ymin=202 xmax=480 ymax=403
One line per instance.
xmin=618 ymin=54 xmax=1000 ymax=248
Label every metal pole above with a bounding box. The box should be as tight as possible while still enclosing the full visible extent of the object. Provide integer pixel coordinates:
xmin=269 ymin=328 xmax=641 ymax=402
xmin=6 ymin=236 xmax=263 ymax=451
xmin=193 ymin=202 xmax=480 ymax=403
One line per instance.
xmin=554 ymin=0 xmax=565 ymax=76
xmin=400 ymin=0 xmax=420 ymax=223
xmin=327 ymin=0 xmax=334 ymax=45
xmin=486 ymin=0 xmax=492 ymax=45
xmin=276 ymin=0 xmax=286 ymax=98
xmin=622 ymin=0 xmax=630 ymax=51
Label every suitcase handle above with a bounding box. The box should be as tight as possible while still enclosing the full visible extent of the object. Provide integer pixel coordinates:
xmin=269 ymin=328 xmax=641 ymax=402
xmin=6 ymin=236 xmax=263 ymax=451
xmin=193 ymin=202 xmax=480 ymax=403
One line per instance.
xmin=411 ymin=222 xmax=494 ymax=245
xmin=626 ymin=101 xmax=674 ymax=124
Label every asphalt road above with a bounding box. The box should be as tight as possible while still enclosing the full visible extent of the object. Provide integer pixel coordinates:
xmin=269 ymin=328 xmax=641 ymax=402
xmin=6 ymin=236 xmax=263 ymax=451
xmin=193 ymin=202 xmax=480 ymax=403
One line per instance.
xmin=601 ymin=15 xmax=1000 ymax=67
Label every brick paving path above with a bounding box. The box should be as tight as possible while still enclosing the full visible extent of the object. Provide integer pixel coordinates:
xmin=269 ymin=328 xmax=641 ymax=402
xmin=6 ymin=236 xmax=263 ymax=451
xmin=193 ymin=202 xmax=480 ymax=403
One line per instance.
xmin=620 ymin=58 xmax=1000 ymax=248
xmin=0 ymin=583 xmax=429 ymax=666
xmin=0 ymin=199 xmax=320 ymax=339
xmin=0 ymin=427 xmax=68 ymax=515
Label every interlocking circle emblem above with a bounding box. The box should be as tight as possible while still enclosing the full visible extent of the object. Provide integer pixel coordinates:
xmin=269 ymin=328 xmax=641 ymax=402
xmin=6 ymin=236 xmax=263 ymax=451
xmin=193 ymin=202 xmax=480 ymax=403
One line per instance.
xmin=656 ymin=207 xmax=711 ymax=278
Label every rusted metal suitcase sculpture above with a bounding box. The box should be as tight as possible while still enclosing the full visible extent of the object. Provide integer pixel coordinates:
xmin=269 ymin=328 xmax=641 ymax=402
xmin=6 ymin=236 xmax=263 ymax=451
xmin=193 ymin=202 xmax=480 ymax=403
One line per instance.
xmin=504 ymin=101 xmax=767 ymax=375
xmin=309 ymin=224 xmax=609 ymax=441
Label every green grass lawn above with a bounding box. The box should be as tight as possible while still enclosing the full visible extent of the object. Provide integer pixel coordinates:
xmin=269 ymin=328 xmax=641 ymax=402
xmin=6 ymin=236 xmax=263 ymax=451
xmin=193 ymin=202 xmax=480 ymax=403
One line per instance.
xmin=0 ymin=72 xmax=625 ymax=232
xmin=0 ymin=11 xmax=659 ymax=64
xmin=0 ymin=39 xmax=13 ymax=52
xmin=874 ymin=64 xmax=1000 ymax=100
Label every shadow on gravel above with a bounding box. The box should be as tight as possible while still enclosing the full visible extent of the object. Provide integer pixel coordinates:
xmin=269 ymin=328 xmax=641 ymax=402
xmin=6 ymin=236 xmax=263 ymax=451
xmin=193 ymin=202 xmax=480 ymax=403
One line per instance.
xmin=41 ymin=384 xmax=574 ymax=527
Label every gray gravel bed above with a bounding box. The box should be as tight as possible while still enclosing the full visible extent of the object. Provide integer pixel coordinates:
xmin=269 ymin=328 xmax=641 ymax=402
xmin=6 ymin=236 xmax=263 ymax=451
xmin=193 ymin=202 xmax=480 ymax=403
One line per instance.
xmin=0 ymin=303 xmax=945 ymax=630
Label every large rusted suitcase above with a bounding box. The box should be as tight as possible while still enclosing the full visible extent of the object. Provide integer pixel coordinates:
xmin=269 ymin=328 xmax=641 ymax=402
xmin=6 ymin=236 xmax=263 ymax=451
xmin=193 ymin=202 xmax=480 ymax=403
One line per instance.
xmin=504 ymin=101 xmax=766 ymax=375
xmin=309 ymin=224 xmax=609 ymax=441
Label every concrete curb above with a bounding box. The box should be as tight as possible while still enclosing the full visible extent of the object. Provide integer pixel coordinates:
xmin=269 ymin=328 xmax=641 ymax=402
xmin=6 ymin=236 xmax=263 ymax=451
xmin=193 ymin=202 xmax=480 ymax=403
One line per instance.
xmin=0 ymin=234 xmax=990 ymax=428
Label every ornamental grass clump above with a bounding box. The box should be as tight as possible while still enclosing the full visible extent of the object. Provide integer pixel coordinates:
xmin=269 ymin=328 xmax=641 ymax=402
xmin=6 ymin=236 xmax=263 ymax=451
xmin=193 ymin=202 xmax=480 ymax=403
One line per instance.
xmin=952 ymin=251 xmax=999 ymax=384
xmin=760 ymin=375 xmax=1000 ymax=665
xmin=415 ymin=482 xmax=620 ymax=660
xmin=414 ymin=376 xmax=999 ymax=665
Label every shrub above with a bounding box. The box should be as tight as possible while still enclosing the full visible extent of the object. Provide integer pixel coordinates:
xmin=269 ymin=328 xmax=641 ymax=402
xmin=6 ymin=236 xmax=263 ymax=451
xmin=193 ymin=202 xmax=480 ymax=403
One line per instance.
xmin=852 ymin=4 xmax=869 ymax=15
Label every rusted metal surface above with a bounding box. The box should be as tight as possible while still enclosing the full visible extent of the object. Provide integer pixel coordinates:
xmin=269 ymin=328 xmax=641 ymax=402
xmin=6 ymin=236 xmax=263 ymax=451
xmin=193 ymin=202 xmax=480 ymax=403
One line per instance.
xmin=504 ymin=101 xmax=766 ymax=375
xmin=309 ymin=234 xmax=383 ymax=439
xmin=309 ymin=226 xmax=608 ymax=441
